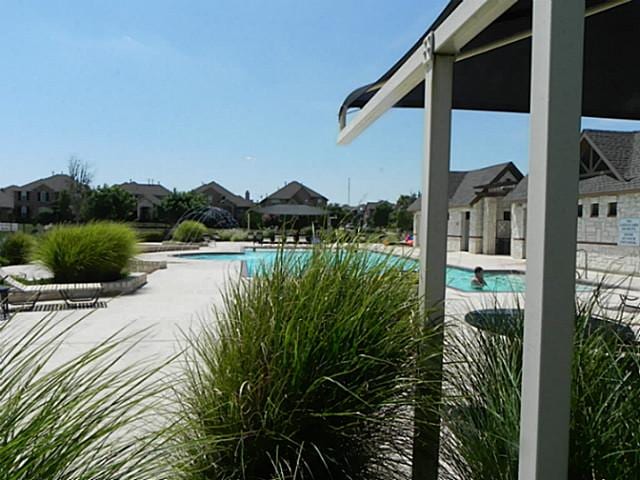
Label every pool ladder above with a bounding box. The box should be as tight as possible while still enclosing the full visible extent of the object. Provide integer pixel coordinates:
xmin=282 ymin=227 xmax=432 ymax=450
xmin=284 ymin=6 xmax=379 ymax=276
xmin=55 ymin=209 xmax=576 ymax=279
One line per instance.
xmin=576 ymin=249 xmax=589 ymax=280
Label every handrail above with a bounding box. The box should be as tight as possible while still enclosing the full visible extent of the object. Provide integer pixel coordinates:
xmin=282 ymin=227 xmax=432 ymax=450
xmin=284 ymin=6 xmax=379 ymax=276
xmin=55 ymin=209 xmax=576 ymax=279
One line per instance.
xmin=576 ymin=249 xmax=589 ymax=280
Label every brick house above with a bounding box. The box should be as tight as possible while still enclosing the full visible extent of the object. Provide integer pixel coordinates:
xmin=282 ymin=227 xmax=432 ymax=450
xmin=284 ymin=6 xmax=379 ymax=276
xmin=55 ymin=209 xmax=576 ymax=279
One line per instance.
xmin=0 ymin=188 xmax=14 ymax=222
xmin=8 ymin=174 xmax=74 ymax=221
xmin=118 ymin=182 xmax=171 ymax=222
xmin=261 ymin=181 xmax=328 ymax=208
xmin=193 ymin=180 xmax=254 ymax=224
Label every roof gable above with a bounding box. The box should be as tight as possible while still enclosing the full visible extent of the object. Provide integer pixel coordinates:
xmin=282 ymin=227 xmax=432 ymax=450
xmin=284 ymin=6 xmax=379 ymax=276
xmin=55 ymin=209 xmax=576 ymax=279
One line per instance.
xmin=19 ymin=174 xmax=73 ymax=191
xmin=193 ymin=180 xmax=253 ymax=207
xmin=263 ymin=181 xmax=328 ymax=203
xmin=449 ymin=162 xmax=523 ymax=207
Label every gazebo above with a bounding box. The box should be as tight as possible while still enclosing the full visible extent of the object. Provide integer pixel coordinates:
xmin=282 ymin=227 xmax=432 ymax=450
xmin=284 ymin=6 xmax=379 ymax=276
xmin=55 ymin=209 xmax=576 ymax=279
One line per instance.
xmin=337 ymin=1 xmax=639 ymax=479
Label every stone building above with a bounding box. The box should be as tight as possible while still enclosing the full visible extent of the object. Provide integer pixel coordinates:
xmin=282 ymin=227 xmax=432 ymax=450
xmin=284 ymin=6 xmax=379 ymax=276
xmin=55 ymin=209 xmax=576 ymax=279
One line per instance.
xmin=410 ymin=162 xmax=523 ymax=254
xmin=507 ymin=129 xmax=640 ymax=274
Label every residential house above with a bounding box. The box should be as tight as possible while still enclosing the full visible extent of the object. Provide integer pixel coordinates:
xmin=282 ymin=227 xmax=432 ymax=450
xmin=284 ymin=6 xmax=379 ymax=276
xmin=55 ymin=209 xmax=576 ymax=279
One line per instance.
xmin=118 ymin=182 xmax=171 ymax=222
xmin=360 ymin=200 xmax=394 ymax=228
xmin=410 ymin=162 xmax=524 ymax=254
xmin=0 ymin=188 xmax=14 ymax=222
xmin=193 ymin=180 xmax=254 ymax=224
xmin=506 ymin=129 xmax=640 ymax=273
xmin=9 ymin=174 xmax=75 ymax=221
xmin=261 ymin=181 xmax=328 ymax=208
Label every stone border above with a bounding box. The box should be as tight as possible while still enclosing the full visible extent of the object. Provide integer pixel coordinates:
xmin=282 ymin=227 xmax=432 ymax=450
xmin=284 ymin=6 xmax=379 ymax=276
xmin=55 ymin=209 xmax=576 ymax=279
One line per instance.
xmin=9 ymin=273 xmax=148 ymax=303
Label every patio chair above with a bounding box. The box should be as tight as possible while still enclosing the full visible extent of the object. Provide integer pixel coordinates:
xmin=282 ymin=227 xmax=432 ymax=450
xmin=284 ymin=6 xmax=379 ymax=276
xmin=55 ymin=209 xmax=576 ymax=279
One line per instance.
xmin=59 ymin=284 xmax=102 ymax=309
xmin=0 ymin=269 xmax=42 ymax=313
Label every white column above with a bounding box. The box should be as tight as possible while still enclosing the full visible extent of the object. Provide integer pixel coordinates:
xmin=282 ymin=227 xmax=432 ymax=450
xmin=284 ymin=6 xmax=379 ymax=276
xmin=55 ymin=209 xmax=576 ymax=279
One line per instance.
xmin=415 ymin=34 xmax=454 ymax=480
xmin=519 ymin=1 xmax=584 ymax=479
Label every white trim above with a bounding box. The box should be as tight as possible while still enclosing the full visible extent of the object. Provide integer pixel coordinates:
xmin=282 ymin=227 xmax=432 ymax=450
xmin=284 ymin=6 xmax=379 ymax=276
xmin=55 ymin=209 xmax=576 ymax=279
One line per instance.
xmin=338 ymin=47 xmax=426 ymax=145
xmin=337 ymin=0 xmax=516 ymax=145
xmin=518 ymin=1 xmax=585 ymax=478
xmin=415 ymin=52 xmax=454 ymax=480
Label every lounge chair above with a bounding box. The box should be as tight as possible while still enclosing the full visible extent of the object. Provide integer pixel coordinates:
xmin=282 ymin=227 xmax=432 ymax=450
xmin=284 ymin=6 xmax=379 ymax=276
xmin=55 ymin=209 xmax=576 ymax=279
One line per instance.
xmin=59 ymin=285 xmax=102 ymax=309
xmin=0 ymin=270 xmax=41 ymax=313
xmin=0 ymin=267 xmax=102 ymax=311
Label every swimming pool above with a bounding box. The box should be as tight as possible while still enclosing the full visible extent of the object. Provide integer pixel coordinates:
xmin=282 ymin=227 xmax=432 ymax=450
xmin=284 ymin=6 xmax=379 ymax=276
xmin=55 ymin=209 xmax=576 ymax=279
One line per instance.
xmin=177 ymin=250 xmax=529 ymax=293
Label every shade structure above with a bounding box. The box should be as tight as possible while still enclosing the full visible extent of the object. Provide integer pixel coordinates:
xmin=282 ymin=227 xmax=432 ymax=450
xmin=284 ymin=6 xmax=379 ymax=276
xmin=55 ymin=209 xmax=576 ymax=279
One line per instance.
xmin=339 ymin=0 xmax=640 ymax=124
xmin=254 ymin=204 xmax=328 ymax=216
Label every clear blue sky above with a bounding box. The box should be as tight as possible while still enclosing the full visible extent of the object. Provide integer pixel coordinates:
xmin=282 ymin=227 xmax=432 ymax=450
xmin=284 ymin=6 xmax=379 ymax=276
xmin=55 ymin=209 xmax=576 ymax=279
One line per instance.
xmin=1 ymin=1 xmax=639 ymax=205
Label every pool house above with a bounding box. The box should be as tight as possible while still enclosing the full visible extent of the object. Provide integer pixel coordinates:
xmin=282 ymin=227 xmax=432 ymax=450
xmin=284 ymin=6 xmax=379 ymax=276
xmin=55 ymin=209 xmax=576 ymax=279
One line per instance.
xmin=337 ymin=1 xmax=640 ymax=479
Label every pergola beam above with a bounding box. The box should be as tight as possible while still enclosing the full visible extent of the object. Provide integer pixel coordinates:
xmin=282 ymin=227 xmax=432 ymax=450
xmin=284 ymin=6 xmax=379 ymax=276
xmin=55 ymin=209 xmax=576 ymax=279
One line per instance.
xmin=337 ymin=0 xmax=517 ymax=146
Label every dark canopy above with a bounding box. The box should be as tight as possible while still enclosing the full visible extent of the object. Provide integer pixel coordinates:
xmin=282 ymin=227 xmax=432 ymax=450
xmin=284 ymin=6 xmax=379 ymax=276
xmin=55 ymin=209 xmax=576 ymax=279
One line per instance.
xmin=254 ymin=204 xmax=328 ymax=216
xmin=340 ymin=0 xmax=640 ymax=123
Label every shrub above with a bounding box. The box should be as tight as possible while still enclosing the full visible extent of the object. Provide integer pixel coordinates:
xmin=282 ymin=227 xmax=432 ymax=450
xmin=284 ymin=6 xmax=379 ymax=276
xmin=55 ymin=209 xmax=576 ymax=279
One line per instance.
xmin=440 ymin=296 xmax=640 ymax=480
xmin=0 ymin=315 xmax=168 ymax=479
xmin=169 ymin=245 xmax=437 ymax=480
xmin=172 ymin=220 xmax=208 ymax=243
xmin=136 ymin=228 xmax=168 ymax=242
xmin=0 ymin=232 xmax=36 ymax=265
xmin=34 ymin=222 xmax=138 ymax=283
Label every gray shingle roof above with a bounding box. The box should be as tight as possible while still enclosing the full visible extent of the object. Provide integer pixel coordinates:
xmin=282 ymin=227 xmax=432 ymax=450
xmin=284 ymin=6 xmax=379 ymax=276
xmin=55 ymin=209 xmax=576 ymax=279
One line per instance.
xmin=19 ymin=174 xmax=73 ymax=191
xmin=193 ymin=180 xmax=254 ymax=208
xmin=118 ymin=182 xmax=171 ymax=206
xmin=507 ymin=129 xmax=640 ymax=202
xmin=263 ymin=181 xmax=327 ymax=203
xmin=449 ymin=162 xmax=521 ymax=207
xmin=407 ymin=163 xmax=522 ymax=211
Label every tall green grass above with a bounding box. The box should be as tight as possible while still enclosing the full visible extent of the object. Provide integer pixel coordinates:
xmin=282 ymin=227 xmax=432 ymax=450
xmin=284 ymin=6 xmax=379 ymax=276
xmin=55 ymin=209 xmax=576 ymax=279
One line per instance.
xmin=173 ymin=220 xmax=208 ymax=243
xmin=440 ymin=295 xmax=640 ymax=479
xmin=168 ymin=245 xmax=437 ymax=480
xmin=0 ymin=314 xmax=168 ymax=479
xmin=34 ymin=222 xmax=138 ymax=283
xmin=0 ymin=232 xmax=36 ymax=265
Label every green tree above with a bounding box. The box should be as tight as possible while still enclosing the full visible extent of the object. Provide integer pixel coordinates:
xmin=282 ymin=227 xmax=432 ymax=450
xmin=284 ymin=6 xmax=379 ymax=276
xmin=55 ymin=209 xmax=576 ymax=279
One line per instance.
xmin=327 ymin=203 xmax=355 ymax=227
xmin=158 ymin=190 xmax=207 ymax=224
xmin=67 ymin=156 xmax=94 ymax=221
xmin=371 ymin=201 xmax=394 ymax=228
xmin=392 ymin=193 xmax=418 ymax=231
xmin=83 ymin=185 xmax=137 ymax=221
xmin=52 ymin=190 xmax=74 ymax=223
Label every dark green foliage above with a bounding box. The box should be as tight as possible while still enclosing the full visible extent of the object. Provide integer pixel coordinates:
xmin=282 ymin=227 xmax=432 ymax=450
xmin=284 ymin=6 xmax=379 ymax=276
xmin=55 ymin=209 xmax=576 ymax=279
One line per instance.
xmin=169 ymin=245 xmax=436 ymax=480
xmin=392 ymin=194 xmax=418 ymax=232
xmin=158 ymin=191 xmax=207 ymax=224
xmin=0 ymin=232 xmax=36 ymax=265
xmin=371 ymin=202 xmax=394 ymax=228
xmin=52 ymin=190 xmax=74 ymax=222
xmin=441 ymin=297 xmax=640 ymax=480
xmin=83 ymin=185 xmax=137 ymax=221
xmin=34 ymin=222 xmax=138 ymax=283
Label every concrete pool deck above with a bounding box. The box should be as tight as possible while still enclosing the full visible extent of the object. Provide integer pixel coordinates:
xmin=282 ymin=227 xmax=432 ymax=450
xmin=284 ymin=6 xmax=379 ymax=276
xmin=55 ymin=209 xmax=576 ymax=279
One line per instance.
xmin=2 ymin=242 xmax=639 ymax=371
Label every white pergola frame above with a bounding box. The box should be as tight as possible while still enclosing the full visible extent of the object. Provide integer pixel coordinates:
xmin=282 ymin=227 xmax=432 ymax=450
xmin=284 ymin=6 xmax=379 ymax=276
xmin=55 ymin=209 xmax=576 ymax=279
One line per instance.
xmin=336 ymin=1 xmax=622 ymax=479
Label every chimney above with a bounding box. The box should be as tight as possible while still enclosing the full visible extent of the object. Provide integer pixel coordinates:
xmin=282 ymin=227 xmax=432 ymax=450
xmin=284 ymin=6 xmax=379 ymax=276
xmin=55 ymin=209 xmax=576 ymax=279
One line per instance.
xmin=245 ymin=190 xmax=250 ymax=201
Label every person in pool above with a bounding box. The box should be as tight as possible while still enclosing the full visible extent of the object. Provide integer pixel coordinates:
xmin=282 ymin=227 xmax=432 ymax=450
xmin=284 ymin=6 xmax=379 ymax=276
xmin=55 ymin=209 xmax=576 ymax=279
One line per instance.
xmin=471 ymin=266 xmax=487 ymax=289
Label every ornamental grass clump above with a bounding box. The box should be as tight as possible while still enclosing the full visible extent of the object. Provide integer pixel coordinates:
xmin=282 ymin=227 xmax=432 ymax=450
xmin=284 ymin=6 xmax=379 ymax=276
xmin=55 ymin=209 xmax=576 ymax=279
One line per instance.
xmin=440 ymin=292 xmax=640 ymax=480
xmin=172 ymin=220 xmax=208 ymax=243
xmin=0 ymin=232 xmax=36 ymax=265
xmin=0 ymin=314 xmax=169 ymax=479
xmin=34 ymin=222 xmax=137 ymax=283
xmin=169 ymin=245 xmax=437 ymax=480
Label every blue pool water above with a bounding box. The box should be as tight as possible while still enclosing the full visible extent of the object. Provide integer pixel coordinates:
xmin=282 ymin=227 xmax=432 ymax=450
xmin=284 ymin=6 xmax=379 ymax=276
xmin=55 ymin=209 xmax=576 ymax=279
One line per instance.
xmin=178 ymin=250 xmax=530 ymax=293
